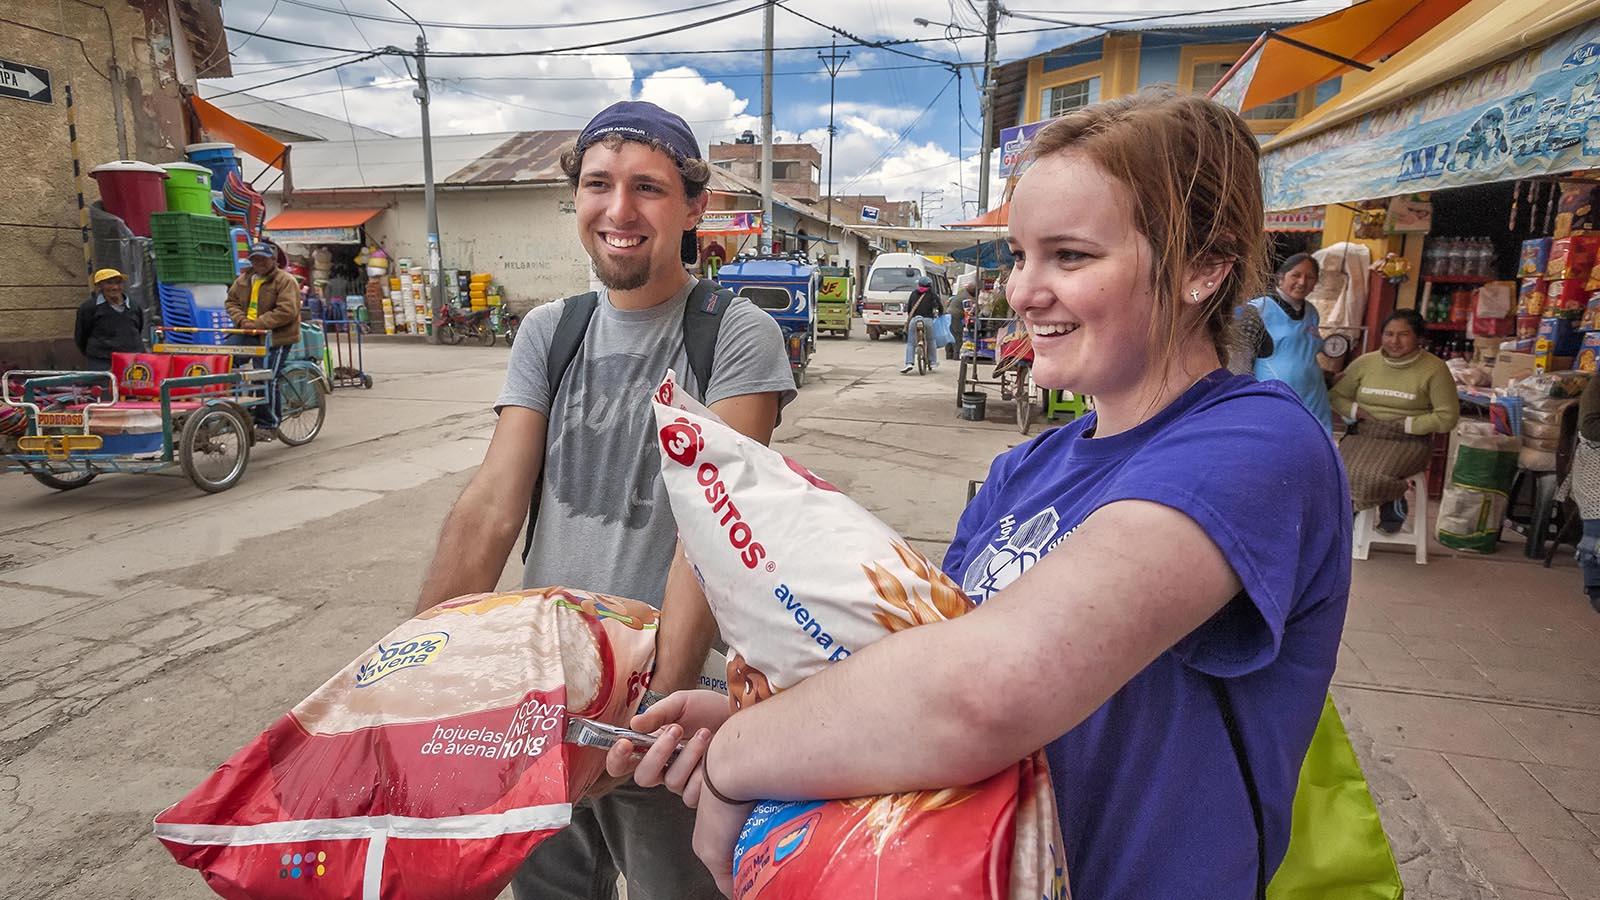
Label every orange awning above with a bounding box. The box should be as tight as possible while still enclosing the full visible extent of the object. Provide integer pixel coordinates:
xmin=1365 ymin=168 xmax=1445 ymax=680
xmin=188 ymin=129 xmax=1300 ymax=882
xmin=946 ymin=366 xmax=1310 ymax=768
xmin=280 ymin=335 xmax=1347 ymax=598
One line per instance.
xmin=949 ymin=203 xmax=1009 ymax=228
xmin=263 ymin=209 xmax=382 ymax=230
xmin=1209 ymin=0 xmax=1472 ymax=115
xmin=189 ymin=95 xmax=290 ymax=170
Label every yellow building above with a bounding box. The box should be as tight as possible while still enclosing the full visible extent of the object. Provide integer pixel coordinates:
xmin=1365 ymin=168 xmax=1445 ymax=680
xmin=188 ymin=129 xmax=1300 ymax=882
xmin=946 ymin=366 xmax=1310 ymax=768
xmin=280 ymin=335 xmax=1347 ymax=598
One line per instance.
xmin=987 ymin=20 xmax=1342 ymax=153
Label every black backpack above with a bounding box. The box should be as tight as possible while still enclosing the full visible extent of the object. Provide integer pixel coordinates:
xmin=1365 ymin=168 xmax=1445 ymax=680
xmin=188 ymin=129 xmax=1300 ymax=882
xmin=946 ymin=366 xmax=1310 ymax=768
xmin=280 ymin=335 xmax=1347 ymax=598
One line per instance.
xmin=522 ymin=279 xmax=734 ymax=561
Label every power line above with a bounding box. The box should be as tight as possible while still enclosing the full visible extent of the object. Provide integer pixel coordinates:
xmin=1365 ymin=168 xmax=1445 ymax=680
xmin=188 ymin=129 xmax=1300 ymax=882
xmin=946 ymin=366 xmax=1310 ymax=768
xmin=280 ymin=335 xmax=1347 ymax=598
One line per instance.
xmin=208 ymin=52 xmax=382 ymax=99
xmin=223 ymin=0 xmax=772 ymax=58
xmin=443 ymin=84 xmax=759 ymax=125
xmin=276 ymin=0 xmax=754 ymax=31
xmin=775 ymin=0 xmax=954 ymax=69
xmin=838 ymin=73 xmax=957 ymax=193
xmin=333 ymin=0 xmax=411 ymax=83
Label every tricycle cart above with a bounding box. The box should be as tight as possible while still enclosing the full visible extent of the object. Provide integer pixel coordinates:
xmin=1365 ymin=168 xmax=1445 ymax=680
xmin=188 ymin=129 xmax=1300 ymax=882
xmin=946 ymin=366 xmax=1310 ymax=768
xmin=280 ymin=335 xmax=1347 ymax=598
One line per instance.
xmin=957 ymin=314 xmax=1040 ymax=434
xmin=2 ymin=326 xmax=327 ymax=494
xmin=815 ymin=266 xmax=854 ymax=337
xmin=716 ymin=255 xmax=818 ymax=388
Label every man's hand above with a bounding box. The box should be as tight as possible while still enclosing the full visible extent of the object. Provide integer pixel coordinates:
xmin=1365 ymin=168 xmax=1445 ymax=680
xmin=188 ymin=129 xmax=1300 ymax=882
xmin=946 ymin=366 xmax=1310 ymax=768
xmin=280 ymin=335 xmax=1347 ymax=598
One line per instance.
xmin=603 ymin=689 xmax=731 ymax=792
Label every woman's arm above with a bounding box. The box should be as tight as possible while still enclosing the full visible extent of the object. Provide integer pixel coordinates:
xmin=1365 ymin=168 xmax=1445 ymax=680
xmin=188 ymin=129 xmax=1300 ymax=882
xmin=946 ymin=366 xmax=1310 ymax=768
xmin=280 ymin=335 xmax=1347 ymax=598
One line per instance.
xmin=1327 ymin=355 xmax=1365 ymax=419
xmin=704 ymin=498 xmax=1242 ymax=803
xmin=1407 ymin=358 xmax=1461 ymax=435
xmin=1580 ymin=375 xmax=1600 ymax=443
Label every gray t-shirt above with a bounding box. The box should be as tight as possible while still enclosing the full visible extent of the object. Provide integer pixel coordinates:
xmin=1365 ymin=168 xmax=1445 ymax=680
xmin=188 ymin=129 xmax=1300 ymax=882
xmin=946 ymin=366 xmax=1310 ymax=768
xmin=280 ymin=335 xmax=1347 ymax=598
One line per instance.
xmin=495 ymin=278 xmax=795 ymax=606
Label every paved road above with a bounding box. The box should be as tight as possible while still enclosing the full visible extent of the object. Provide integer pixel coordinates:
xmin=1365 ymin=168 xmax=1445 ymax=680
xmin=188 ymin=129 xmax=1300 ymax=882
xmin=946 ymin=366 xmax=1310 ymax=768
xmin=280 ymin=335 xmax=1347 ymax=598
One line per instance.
xmin=0 ymin=327 xmax=1025 ymax=898
xmin=7 ymin=326 xmax=1596 ymax=899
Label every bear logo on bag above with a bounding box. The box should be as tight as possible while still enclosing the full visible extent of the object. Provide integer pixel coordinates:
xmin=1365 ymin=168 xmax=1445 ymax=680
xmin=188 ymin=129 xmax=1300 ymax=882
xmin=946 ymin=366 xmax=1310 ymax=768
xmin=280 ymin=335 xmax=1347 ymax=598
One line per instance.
xmin=659 ymin=418 xmax=704 ymax=467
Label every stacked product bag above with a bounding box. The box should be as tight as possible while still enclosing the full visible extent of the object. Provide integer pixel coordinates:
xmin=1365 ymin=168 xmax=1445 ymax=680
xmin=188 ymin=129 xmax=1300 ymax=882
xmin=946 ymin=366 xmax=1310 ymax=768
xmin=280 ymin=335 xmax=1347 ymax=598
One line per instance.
xmin=651 ymin=372 xmax=1068 ymax=900
xmin=154 ymin=588 xmax=659 ymax=900
xmin=1436 ymin=422 xmax=1522 ymax=552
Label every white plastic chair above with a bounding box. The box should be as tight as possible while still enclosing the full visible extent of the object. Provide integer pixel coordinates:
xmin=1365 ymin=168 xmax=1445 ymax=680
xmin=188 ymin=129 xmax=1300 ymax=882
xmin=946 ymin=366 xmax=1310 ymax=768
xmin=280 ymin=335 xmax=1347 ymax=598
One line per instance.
xmin=1352 ymin=470 xmax=1429 ymax=565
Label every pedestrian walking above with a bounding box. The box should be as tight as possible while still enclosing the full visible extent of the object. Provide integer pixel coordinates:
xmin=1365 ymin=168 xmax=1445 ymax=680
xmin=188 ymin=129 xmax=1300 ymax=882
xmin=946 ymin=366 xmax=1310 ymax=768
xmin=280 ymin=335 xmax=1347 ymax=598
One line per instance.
xmin=73 ymin=268 xmax=143 ymax=370
xmin=609 ymin=88 xmax=1351 ymax=900
xmin=412 ymin=100 xmax=794 ymax=900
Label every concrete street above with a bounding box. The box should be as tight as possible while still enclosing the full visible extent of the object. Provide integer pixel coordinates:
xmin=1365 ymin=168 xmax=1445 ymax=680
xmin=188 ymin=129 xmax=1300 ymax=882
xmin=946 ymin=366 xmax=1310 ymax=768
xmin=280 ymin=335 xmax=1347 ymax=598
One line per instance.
xmin=1 ymin=329 xmax=1597 ymax=899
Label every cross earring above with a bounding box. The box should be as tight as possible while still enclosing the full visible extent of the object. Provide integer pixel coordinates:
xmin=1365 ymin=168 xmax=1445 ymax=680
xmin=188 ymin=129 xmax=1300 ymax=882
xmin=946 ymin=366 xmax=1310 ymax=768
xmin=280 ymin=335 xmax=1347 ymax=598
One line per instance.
xmin=1189 ymin=289 xmax=1202 ymax=304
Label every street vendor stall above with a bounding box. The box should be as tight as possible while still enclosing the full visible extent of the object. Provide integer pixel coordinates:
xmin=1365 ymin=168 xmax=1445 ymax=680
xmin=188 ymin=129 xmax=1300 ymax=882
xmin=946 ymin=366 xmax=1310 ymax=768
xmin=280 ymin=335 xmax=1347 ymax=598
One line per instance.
xmin=1255 ymin=0 xmax=1600 ymax=557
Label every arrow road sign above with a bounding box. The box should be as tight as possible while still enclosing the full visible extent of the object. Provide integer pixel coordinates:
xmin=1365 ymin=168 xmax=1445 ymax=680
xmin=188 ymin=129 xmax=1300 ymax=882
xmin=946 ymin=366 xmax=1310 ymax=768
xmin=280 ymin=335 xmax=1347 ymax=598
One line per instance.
xmin=0 ymin=59 xmax=52 ymax=105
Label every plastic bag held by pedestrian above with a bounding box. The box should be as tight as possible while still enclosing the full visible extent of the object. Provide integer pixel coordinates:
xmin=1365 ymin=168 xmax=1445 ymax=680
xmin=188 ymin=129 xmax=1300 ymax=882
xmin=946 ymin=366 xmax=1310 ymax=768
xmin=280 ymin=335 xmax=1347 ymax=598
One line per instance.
xmin=651 ymin=371 xmax=1068 ymax=900
xmin=153 ymin=588 xmax=659 ymax=900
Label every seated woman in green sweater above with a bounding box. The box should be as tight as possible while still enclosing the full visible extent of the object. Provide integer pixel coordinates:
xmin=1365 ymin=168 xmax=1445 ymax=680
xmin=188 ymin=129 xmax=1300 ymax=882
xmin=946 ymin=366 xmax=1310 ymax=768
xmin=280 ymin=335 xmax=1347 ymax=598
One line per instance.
xmin=1329 ymin=309 xmax=1460 ymax=533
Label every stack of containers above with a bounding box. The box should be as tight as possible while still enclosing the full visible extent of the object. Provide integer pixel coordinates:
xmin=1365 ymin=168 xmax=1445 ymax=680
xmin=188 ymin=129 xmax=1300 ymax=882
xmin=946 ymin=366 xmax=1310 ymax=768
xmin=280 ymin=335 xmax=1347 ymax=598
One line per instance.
xmin=151 ymin=211 xmax=236 ymax=286
xmin=469 ymin=273 xmax=492 ymax=311
xmin=396 ymin=259 xmax=416 ymax=332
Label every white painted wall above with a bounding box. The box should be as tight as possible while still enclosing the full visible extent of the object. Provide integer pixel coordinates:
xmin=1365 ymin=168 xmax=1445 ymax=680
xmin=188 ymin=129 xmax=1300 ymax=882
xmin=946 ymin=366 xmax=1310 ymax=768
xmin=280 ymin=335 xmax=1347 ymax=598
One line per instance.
xmin=366 ymin=184 xmax=591 ymax=307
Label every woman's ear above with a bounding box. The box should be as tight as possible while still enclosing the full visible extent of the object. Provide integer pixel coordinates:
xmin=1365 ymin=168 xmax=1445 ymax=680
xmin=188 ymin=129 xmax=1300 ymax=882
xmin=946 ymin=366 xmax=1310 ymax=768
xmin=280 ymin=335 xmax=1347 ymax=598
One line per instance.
xmin=1185 ymin=258 xmax=1235 ymax=305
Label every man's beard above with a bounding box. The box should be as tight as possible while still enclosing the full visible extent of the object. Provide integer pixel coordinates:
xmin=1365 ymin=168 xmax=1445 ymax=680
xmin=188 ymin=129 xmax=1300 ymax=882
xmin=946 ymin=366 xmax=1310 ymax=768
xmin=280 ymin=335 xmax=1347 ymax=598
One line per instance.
xmin=591 ymin=253 xmax=652 ymax=292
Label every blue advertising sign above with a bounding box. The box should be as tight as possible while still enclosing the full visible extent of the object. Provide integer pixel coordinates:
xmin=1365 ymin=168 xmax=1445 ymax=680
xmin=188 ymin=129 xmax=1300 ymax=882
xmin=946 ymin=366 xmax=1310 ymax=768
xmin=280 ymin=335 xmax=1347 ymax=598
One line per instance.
xmin=1261 ymin=21 xmax=1600 ymax=212
xmin=998 ymin=118 xmax=1058 ymax=179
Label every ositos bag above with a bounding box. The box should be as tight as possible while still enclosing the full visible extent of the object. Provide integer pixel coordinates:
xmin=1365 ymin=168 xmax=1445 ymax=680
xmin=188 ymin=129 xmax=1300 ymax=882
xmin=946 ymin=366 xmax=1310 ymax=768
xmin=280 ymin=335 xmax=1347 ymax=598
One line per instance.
xmin=651 ymin=372 xmax=1068 ymax=900
xmin=154 ymin=588 xmax=659 ymax=900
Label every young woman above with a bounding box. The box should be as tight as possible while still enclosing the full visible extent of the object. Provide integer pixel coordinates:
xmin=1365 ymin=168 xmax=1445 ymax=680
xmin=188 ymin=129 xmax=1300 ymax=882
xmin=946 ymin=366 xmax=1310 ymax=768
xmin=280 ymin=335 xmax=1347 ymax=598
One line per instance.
xmin=1328 ymin=309 xmax=1459 ymax=533
xmin=611 ymin=90 xmax=1351 ymax=899
xmin=1231 ymin=253 xmax=1334 ymax=433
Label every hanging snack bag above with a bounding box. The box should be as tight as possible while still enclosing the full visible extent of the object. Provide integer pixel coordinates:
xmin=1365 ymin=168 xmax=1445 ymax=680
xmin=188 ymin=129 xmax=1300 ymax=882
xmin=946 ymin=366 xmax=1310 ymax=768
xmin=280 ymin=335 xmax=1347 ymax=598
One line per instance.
xmin=651 ymin=372 xmax=1068 ymax=900
xmin=154 ymin=588 xmax=659 ymax=900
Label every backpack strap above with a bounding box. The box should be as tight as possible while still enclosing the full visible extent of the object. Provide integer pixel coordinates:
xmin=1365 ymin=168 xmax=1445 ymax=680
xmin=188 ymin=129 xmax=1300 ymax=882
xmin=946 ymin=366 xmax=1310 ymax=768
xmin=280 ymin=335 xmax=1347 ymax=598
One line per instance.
xmin=1207 ymin=670 xmax=1269 ymax=900
xmin=522 ymin=292 xmax=599 ymax=562
xmin=682 ymin=278 xmax=733 ymax=400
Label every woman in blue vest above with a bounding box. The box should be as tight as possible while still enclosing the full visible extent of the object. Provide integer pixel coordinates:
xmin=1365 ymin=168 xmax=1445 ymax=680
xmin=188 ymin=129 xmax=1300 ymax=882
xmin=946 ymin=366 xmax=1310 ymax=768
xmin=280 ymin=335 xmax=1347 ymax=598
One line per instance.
xmin=1232 ymin=253 xmax=1333 ymax=433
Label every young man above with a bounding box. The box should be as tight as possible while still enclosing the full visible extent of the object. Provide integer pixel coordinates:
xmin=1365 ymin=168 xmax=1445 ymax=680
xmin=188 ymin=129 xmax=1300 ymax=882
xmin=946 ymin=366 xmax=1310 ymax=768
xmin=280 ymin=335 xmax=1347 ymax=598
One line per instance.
xmin=224 ymin=242 xmax=301 ymax=434
xmin=74 ymin=268 xmax=143 ymax=370
xmin=412 ymin=101 xmax=794 ymax=900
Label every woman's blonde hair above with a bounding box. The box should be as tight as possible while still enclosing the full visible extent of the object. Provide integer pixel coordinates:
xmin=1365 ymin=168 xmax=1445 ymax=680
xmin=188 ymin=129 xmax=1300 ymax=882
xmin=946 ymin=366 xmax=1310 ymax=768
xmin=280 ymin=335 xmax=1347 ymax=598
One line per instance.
xmin=1015 ymin=88 xmax=1268 ymax=360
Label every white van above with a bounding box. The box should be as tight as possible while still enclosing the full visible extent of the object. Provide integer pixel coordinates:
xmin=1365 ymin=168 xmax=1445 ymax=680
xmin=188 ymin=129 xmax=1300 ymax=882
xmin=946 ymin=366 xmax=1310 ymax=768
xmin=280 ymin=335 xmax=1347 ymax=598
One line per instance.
xmin=861 ymin=253 xmax=950 ymax=340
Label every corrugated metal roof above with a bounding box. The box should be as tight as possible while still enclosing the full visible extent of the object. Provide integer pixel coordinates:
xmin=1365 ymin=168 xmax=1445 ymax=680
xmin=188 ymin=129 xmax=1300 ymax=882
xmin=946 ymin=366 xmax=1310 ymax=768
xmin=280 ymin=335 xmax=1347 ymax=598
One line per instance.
xmin=199 ymin=86 xmax=394 ymax=143
xmin=448 ymin=130 xmax=581 ymax=184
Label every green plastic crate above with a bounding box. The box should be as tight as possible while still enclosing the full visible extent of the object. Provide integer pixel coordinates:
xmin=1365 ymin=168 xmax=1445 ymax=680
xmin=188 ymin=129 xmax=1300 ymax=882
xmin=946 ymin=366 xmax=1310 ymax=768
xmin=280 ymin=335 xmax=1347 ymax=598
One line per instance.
xmin=154 ymin=250 xmax=237 ymax=285
xmin=150 ymin=211 xmax=230 ymax=246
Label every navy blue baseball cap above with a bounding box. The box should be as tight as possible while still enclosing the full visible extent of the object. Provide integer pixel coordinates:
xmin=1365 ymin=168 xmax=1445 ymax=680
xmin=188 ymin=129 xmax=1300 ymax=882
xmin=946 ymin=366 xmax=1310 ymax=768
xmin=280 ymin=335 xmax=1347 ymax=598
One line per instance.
xmin=248 ymin=241 xmax=276 ymax=259
xmin=577 ymin=101 xmax=701 ymax=162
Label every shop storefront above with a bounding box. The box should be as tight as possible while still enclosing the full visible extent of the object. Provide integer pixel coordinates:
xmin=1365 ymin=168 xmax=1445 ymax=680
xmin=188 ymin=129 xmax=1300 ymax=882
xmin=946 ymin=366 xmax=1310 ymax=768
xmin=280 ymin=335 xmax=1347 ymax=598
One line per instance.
xmin=1259 ymin=0 xmax=1600 ymax=551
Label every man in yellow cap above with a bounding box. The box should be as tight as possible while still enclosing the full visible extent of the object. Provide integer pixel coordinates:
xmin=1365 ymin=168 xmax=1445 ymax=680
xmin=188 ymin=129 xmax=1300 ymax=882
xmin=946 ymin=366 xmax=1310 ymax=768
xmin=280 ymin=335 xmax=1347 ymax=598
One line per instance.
xmin=74 ymin=268 xmax=144 ymax=370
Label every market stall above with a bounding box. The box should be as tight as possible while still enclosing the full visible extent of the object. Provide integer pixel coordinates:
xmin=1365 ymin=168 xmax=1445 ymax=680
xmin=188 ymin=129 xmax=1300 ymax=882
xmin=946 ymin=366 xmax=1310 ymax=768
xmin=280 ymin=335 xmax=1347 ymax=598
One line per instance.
xmin=1256 ymin=0 xmax=1600 ymax=554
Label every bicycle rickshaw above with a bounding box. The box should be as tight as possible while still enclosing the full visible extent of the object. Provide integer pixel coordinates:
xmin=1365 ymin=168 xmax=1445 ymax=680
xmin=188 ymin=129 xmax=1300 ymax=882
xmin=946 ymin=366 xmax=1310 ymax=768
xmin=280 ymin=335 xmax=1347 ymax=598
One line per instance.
xmin=1 ymin=325 xmax=328 ymax=493
xmin=716 ymin=255 xmax=818 ymax=388
xmin=957 ymin=313 xmax=1040 ymax=434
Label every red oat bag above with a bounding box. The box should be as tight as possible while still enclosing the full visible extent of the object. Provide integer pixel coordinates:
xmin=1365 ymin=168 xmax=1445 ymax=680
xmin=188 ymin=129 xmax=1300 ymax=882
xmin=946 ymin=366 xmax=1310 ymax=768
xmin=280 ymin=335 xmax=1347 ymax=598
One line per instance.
xmin=154 ymin=589 xmax=659 ymax=900
xmin=651 ymin=372 xmax=1068 ymax=900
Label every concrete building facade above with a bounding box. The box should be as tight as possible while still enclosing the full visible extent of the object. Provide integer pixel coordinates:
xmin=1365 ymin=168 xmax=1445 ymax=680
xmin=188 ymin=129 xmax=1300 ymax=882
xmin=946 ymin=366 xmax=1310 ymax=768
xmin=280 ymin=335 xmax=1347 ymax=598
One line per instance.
xmin=818 ymin=195 xmax=920 ymax=228
xmin=708 ymin=139 xmax=822 ymax=203
xmin=1 ymin=0 xmax=229 ymax=367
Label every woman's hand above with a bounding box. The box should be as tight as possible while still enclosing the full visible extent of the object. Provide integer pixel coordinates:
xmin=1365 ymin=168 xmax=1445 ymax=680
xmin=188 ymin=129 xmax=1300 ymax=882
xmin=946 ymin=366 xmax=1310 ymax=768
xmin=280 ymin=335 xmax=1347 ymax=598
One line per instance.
xmin=693 ymin=787 xmax=756 ymax=898
xmin=603 ymin=689 xmax=731 ymax=794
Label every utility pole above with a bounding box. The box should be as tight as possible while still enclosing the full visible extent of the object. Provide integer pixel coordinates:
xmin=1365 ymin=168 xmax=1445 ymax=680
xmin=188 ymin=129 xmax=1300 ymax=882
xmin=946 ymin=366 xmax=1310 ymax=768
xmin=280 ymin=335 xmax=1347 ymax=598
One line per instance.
xmin=414 ymin=34 xmax=444 ymax=342
xmin=819 ymin=37 xmax=850 ymax=263
xmin=954 ymin=67 xmax=964 ymax=220
xmin=976 ymin=0 xmax=1000 ymax=214
xmin=760 ymin=0 xmax=775 ymax=255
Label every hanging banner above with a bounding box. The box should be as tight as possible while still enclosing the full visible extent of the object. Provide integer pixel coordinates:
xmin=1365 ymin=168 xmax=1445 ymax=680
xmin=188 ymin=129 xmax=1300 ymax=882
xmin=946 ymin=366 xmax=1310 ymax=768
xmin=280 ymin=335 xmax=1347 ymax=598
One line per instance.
xmin=264 ymin=225 xmax=362 ymax=244
xmin=700 ymin=210 xmax=763 ymax=235
xmin=1264 ymin=206 xmax=1327 ymax=232
xmin=1261 ymin=21 xmax=1600 ymax=211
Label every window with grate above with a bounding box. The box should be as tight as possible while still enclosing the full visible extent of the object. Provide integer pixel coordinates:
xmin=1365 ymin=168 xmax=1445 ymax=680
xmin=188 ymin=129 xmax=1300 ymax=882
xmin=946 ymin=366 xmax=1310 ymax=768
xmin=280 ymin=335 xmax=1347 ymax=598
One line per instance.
xmin=1044 ymin=79 xmax=1093 ymax=118
xmin=1191 ymin=60 xmax=1235 ymax=94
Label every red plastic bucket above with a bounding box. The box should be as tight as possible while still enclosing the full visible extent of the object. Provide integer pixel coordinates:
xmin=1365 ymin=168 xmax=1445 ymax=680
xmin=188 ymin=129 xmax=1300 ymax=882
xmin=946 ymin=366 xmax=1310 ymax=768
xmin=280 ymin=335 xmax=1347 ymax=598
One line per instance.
xmin=90 ymin=161 xmax=168 ymax=236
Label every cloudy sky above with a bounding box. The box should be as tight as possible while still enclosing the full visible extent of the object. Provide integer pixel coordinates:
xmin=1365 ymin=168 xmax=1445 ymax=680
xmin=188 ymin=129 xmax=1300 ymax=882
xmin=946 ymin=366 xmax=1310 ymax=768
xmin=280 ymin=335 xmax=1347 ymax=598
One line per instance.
xmin=206 ymin=0 xmax=1344 ymax=223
